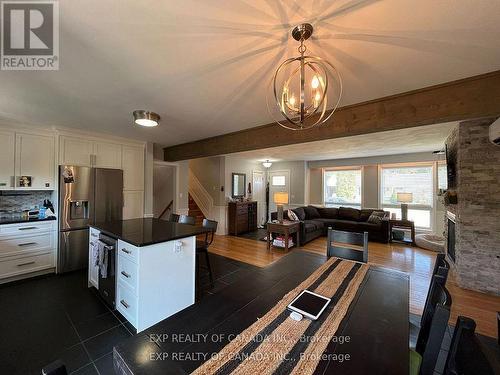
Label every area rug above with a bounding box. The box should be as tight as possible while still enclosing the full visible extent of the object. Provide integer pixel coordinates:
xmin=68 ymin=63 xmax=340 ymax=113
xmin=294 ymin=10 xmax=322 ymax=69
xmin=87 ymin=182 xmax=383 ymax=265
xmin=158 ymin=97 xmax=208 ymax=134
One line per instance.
xmin=191 ymin=257 xmax=369 ymax=375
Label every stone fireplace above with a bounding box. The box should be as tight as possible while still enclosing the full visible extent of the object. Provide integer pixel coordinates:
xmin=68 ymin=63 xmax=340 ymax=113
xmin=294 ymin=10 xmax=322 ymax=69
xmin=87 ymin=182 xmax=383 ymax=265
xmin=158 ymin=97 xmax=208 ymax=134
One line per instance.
xmin=444 ymin=118 xmax=500 ymax=296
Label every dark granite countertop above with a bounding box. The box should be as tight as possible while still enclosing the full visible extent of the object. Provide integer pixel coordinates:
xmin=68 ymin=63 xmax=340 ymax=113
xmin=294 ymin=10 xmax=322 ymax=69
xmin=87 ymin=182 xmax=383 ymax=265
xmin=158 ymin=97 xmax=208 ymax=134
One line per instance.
xmin=91 ymin=218 xmax=209 ymax=247
xmin=0 ymin=216 xmax=57 ymax=226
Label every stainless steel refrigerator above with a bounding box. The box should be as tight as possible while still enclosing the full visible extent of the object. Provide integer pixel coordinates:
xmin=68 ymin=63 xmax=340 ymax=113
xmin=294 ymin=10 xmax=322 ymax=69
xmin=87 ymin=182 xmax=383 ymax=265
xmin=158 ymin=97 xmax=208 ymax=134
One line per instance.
xmin=58 ymin=166 xmax=123 ymax=273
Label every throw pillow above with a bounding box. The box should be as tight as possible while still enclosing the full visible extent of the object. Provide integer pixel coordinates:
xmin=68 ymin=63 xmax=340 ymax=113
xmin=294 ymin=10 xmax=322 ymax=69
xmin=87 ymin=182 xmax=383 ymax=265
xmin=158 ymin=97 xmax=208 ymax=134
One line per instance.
xmin=287 ymin=209 xmax=299 ymax=221
xmin=292 ymin=207 xmax=306 ymax=221
xmin=304 ymin=206 xmax=321 ymax=219
xmin=367 ymin=211 xmax=385 ymax=224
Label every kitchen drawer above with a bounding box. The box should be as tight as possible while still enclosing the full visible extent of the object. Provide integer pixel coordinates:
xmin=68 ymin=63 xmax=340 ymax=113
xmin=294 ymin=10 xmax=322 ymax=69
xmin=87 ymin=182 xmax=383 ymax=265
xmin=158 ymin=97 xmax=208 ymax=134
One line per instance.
xmin=0 ymin=221 xmax=55 ymax=237
xmin=0 ymin=252 xmax=54 ymax=279
xmin=117 ymin=240 xmax=138 ymax=264
xmin=116 ymin=282 xmax=138 ymax=328
xmin=117 ymin=254 xmax=138 ymax=294
xmin=0 ymin=233 xmax=54 ymax=258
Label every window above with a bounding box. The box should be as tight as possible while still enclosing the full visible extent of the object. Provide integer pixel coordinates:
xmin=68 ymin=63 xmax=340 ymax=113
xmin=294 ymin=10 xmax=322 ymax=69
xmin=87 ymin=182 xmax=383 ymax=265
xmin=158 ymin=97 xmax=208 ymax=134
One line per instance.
xmin=323 ymin=169 xmax=362 ymax=208
xmin=271 ymin=175 xmax=286 ymax=186
xmin=438 ymin=163 xmax=447 ymax=191
xmin=380 ymin=165 xmax=433 ymax=229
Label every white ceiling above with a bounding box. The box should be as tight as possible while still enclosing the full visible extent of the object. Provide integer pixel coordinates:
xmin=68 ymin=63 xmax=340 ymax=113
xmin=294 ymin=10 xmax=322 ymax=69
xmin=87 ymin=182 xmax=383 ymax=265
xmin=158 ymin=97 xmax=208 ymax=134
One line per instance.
xmin=231 ymin=122 xmax=456 ymax=162
xmin=1 ymin=1 xmax=499 ymax=147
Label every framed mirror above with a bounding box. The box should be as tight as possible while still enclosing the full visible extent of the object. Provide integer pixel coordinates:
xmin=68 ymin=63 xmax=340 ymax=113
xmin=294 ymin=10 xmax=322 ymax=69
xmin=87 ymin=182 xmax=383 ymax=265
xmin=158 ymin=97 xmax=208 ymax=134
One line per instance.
xmin=231 ymin=173 xmax=246 ymax=198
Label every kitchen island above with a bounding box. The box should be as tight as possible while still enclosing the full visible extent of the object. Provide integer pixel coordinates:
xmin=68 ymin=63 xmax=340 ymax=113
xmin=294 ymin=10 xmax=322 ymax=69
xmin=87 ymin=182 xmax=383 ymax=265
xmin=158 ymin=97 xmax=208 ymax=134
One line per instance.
xmin=89 ymin=218 xmax=208 ymax=333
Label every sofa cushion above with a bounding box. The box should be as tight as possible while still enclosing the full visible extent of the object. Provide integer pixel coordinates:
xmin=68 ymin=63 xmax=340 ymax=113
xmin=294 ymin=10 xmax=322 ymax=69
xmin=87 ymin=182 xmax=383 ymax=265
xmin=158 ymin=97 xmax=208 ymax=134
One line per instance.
xmin=360 ymin=209 xmax=374 ymax=222
xmin=304 ymin=206 xmax=321 ymax=220
xmin=355 ymin=222 xmax=382 ymax=232
xmin=292 ymin=207 xmax=306 ymax=221
xmin=303 ymin=220 xmax=324 ymax=233
xmin=338 ymin=207 xmax=361 ymax=221
xmin=317 ymin=207 xmax=339 ymax=219
xmin=318 ymin=219 xmax=357 ymax=232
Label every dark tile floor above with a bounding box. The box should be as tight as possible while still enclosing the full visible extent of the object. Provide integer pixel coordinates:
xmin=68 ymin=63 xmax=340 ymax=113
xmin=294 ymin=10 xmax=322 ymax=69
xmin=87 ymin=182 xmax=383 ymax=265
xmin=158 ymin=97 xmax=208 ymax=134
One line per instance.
xmin=0 ymin=253 xmax=255 ymax=375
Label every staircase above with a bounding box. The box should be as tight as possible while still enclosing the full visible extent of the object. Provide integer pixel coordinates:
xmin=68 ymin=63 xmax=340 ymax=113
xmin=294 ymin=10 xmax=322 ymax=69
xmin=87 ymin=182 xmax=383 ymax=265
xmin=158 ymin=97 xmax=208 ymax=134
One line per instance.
xmin=189 ymin=193 xmax=205 ymax=226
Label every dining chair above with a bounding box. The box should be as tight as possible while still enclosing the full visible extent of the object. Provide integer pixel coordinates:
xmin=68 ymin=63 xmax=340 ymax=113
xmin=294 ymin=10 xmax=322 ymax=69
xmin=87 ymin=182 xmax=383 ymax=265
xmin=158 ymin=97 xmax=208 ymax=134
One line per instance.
xmin=443 ymin=316 xmax=497 ymax=375
xmin=410 ymin=278 xmax=452 ymax=375
xmin=326 ymin=228 xmax=368 ymax=263
xmin=179 ymin=215 xmax=195 ymax=225
xmin=196 ymin=219 xmax=218 ymax=297
xmin=421 ymin=254 xmax=449 ymax=324
xmin=169 ymin=213 xmax=180 ymax=222
xmin=410 ymin=254 xmax=451 ymax=347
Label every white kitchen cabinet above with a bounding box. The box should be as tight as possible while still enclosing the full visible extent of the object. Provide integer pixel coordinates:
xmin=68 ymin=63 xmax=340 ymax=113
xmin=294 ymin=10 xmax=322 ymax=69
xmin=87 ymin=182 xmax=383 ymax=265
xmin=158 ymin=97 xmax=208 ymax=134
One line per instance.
xmin=59 ymin=136 xmax=94 ymax=166
xmin=93 ymin=141 xmax=122 ymax=169
xmin=15 ymin=133 xmax=55 ymax=190
xmin=123 ymin=191 xmax=144 ymax=219
xmin=0 ymin=130 xmax=15 ymax=189
xmin=115 ymin=237 xmax=195 ymax=332
xmin=0 ymin=221 xmax=57 ymax=281
xmin=122 ymin=145 xmax=145 ymax=191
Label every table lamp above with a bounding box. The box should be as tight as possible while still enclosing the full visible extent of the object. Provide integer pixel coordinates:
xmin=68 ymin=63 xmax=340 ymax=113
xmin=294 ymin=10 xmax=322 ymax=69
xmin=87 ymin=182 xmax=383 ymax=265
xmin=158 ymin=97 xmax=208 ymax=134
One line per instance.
xmin=273 ymin=192 xmax=289 ymax=223
xmin=396 ymin=192 xmax=413 ymax=221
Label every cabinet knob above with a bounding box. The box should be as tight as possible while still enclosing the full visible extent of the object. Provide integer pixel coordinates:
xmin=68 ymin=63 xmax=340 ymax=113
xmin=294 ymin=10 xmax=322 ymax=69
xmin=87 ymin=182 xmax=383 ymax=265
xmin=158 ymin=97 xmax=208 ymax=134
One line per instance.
xmin=120 ymin=299 xmax=130 ymax=309
xmin=121 ymin=248 xmax=131 ymax=254
xmin=121 ymin=271 xmax=131 ymax=278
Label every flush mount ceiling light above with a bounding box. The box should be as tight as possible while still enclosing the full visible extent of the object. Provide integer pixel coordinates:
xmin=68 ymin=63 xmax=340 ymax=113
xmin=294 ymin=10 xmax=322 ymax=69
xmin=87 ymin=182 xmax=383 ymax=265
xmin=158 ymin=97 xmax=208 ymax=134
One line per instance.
xmin=268 ymin=23 xmax=342 ymax=131
xmin=133 ymin=110 xmax=160 ymax=127
xmin=262 ymin=160 xmax=273 ymax=168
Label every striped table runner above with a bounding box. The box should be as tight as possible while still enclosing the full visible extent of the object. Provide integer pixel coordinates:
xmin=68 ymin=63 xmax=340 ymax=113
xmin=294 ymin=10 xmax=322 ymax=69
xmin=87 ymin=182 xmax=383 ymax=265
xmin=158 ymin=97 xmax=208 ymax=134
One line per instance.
xmin=192 ymin=257 xmax=369 ymax=375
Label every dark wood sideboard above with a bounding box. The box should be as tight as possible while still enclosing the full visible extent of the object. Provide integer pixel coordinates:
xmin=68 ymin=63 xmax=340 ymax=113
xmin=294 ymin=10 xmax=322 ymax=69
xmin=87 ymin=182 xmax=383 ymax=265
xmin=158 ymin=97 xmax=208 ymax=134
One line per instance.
xmin=228 ymin=201 xmax=258 ymax=235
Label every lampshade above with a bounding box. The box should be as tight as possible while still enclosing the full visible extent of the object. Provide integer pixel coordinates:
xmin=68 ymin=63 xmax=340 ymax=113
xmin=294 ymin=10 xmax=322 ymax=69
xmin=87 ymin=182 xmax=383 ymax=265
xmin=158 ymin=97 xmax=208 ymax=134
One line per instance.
xmin=396 ymin=192 xmax=413 ymax=203
xmin=273 ymin=192 xmax=289 ymax=204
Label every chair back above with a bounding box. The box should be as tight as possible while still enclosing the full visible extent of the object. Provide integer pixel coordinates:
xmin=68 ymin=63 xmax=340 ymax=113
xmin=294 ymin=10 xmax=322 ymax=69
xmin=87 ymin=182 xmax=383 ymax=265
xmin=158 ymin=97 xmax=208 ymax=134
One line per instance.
xmin=169 ymin=213 xmax=180 ymax=223
xmin=416 ymin=279 xmax=452 ymax=375
xmin=327 ymin=228 xmax=368 ymax=263
xmin=421 ymin=256 xmax=449 ymax=327
xmin=433 ymin=253 xmax=450 ymax=281
xmin=179 ymin=215 xmax=195 ymax=225
xmin=202 ymin=219 xmax=218 ymax=246
xmin=444 ymin=316 xmax=495 ymax=375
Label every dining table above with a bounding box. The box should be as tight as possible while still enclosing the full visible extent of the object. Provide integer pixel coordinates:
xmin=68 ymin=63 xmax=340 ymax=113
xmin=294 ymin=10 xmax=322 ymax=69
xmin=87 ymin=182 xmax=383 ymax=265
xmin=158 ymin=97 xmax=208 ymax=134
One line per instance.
xmin=113 ymin=250 xmax=409 ymax=374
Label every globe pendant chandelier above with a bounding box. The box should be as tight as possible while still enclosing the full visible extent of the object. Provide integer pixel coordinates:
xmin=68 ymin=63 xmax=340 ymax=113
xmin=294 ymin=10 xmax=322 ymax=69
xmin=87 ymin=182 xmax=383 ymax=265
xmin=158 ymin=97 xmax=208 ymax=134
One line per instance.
xmin=269 ymin=23 xmax=342 ymax=131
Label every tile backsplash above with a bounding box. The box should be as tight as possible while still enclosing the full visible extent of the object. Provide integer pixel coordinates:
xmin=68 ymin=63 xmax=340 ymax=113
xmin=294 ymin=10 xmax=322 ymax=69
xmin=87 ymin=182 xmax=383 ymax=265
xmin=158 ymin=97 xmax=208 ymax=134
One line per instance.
xmin=0 ymin=191 xmax=53 ymax=212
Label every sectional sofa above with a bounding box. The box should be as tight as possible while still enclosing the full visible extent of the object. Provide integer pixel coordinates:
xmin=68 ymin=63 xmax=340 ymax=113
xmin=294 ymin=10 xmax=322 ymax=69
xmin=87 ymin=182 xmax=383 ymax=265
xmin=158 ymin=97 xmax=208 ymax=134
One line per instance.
xmin=271 ymin=206 xmax=390 ymax=246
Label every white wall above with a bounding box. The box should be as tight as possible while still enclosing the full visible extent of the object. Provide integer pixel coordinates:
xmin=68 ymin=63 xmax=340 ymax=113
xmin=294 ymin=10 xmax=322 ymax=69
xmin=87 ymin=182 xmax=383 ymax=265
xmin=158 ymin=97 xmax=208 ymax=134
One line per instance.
xmin=189 ymin=157 xmax=224 ymax=205
xmin=268 ymin=161 xmax=307 ymax=206
xmin=224 ymin=156 xmax=265 ymax=201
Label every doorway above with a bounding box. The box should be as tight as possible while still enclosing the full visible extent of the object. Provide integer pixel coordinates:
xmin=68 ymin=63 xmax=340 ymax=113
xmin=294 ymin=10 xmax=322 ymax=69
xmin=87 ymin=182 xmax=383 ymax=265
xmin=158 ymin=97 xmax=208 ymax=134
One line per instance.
xmin=252 ymin=170 xmax=265 ymax=226
xmin=153 ymin=163 xmax=176 ymax=219
xmin=268 ymin=170 xmax=290 ymax=214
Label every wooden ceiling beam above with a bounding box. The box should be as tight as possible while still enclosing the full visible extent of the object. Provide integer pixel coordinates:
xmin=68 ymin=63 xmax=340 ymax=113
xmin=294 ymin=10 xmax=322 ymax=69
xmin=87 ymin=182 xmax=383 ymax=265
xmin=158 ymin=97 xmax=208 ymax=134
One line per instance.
xmin=164 ymin=70 xmax=500 ymax=161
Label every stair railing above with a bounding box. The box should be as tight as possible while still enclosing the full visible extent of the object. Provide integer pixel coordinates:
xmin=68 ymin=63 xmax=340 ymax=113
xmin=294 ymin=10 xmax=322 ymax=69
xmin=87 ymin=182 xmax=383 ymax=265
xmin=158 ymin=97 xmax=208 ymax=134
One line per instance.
xmin=158 ymin=200 xmax=174 ymax=220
